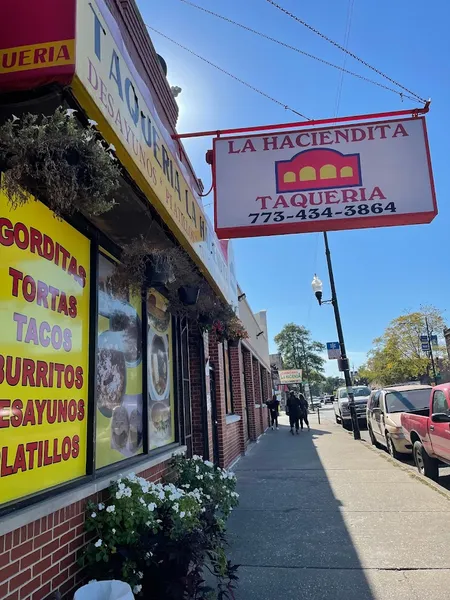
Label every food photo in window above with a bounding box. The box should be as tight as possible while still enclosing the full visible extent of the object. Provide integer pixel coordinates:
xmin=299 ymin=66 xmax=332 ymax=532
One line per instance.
xmin=95 ymin=254 xmax=144 ymax=468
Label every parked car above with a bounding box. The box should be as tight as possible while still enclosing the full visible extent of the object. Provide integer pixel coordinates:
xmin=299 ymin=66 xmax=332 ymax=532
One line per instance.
xmin=323 ymin=395 xmax=333 ymax=405
xmin=401 ymin=383 xmax=450 ymax=481
xmin=334 ymin=386 xmax=371 ymax=429
xmin=367 ymin=384 xmax=432 ymax=458
xmin=311 ymin=397 xmax=322 ymax=408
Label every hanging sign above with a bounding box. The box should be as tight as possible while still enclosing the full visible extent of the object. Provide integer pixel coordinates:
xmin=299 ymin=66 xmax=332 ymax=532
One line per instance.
xmin=214 ymin=117 xmax=437 ymax=239
xmin=279 ymin=369 xmax=302 ymax=384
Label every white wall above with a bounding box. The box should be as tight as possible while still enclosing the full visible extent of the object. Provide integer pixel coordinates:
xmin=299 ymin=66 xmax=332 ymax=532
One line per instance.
xmin=237 ymin=285 xmax=270 ymax=369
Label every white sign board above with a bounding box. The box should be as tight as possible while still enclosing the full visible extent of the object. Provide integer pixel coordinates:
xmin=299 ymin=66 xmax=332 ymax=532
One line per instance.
xmin=214 ymin=117 xmax=436 ymax=239
xmin=279 ymin=369 xmax=302 ymax=384
xmin=327 ymin=342 xmax=341 ymax=359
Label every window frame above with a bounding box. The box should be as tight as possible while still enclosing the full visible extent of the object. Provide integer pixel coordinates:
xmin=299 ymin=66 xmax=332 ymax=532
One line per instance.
xmin=223 ymin=340 xmax=234 ymax=415
xmin=432 ymin=390 xmax=449 ymax=415
xmin=0 ymin=212 xmax=186 ymax=517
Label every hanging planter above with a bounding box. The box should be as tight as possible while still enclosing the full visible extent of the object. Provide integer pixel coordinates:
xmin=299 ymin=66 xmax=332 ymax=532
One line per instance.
xmin=178 ymin=285 xmax=200 ymax=306
xmin=145 ymin=255 xmax=174 ymax=288
xmin=0 ymin=108 xmax=120 ymax=218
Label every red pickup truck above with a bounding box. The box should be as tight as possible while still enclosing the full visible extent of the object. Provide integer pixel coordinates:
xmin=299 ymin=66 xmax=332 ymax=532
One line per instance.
xmin=401 ymin=383 xmax=450 ymax=481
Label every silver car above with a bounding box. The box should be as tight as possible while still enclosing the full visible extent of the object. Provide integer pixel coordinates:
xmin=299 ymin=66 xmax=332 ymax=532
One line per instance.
xmin=334 ymin=386 xmax=371 ymax=430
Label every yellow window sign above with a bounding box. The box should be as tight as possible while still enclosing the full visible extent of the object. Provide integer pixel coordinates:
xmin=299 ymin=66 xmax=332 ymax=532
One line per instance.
xmin=0 ymin=194 xmax=90 ymax=505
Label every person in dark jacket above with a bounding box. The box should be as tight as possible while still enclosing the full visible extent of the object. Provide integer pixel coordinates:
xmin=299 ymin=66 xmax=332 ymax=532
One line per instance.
xmin=266 ymin=394 xmax=280 ymax=430
xmin=287 ymin=391 xmax=310 ymax=434
xmin=299 ymin=393 xmax=310 ymax=431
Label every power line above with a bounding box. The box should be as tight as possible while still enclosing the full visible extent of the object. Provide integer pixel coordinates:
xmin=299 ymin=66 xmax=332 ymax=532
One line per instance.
xmin=146 ymin=25 xmax=310 ymax=119
xmin=333 ymin=0 xmax=355 ymax=117
xmin=266 ymin=0 xmax=427 ymax=104
xmin=174 ymin=0 xmax=419 ymax=103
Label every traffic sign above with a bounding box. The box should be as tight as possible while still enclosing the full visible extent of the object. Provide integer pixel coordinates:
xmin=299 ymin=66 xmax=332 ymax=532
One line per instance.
xmin=421 ymin=342 xmax=430 ymax=352
xmin=420 ymin=335 xmax=428 ymax=343
xmin=327 ymin=342 xmax=341 ymax=359
xmin=431 ymin=335 xmax=438 ymax=348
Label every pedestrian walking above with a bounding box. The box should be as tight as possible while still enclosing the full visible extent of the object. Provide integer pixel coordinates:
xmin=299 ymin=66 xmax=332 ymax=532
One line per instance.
xmin=266 ymin=394 xmax=280 ymax=430
xmin=287 ymin=390 xmax=311 ymax=435
xmin=299 ymin=392 xmax=310 ymax=431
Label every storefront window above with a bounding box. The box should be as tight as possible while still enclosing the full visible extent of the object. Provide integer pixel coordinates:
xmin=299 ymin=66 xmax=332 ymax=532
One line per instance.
xmin=95 ymin=253 xmax=143 ymax=468
xmin=147 ymin=289 xmax=175 ymax=449
xmin=223 ymin=341 xmax=234 ymax=415
xmin=0 ymin=194 xmax=90 ymax=505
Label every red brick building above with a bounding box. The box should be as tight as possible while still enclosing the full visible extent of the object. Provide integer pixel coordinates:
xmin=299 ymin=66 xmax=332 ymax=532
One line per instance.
xmin=0 ymin=1 xmax=271 ymax=599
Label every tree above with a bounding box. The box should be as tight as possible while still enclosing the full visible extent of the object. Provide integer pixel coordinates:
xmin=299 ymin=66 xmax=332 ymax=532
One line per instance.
xmin=274 ymin=323 xmax=326 ymax=394
xmin=322 ymin=376 xmax=345 ymax=395
xmin=358 ymin=306 xmax=447 ymax=386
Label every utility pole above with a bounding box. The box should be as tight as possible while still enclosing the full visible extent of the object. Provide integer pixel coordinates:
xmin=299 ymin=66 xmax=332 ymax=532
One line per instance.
xmin=323 ymin=232 xmax=360 ymax=440
xmin=425 ymin=316 xmax=438 ymax=385
xmin=300 ymin=337 xmax=313 ymax=407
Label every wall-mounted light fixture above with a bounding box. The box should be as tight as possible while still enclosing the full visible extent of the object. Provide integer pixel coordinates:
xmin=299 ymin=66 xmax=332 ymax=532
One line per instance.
xmin=238 ymin=293 xmax=246 ymax=301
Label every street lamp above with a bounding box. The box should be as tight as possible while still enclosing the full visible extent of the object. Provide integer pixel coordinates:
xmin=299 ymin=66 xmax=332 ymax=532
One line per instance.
xmin=311 ymin=232 xmax=361 ymax=441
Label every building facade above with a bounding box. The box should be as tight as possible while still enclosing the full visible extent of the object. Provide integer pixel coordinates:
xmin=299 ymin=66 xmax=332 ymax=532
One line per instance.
xmin=0 ymin=1 xmax=270 ymax=599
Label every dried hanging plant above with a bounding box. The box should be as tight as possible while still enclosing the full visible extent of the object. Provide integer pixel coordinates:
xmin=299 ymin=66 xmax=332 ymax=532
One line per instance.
xmin=0 ymin=108 xmax=120 ymax=218
xmin=112 ymin=237 xmax=174 ymax=298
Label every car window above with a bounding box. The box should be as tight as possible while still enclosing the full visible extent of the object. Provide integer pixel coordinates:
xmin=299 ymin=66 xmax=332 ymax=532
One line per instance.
xmin=371 ymin=391 xmax=380 ymax=409
xmin=339 ymin=389 xmax=348 ymax=399
xmin=385 ymin=389 xmax=430 ymax=413
xmin=432 ymin=390 xmax=449 ymax=415
xmin=353 ymin=386 xmax=371 ymax=397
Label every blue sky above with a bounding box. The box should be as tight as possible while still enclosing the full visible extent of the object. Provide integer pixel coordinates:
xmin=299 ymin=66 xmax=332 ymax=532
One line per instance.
xmin=139 ymin=0 xmax=450 ymax=375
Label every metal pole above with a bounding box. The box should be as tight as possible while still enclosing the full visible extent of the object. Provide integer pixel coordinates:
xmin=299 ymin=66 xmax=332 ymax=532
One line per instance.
xmin=300 ymin=337 xmax=313 ymax=407
xmin=323 ymin=232 xmax=361 ymax=440
xmin=425 ymin=316 xmax=438 ymax=385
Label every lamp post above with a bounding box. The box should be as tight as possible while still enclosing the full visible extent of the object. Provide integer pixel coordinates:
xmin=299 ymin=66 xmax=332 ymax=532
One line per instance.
xmin=311 ymin=232 xmax=360 ymax=440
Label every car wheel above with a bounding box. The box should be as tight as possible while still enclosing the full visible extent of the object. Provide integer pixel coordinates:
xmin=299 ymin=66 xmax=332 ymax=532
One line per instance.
xmin=386 ymin=433 xmax=400 ymax=460
xmin=413 ymin=441 xmax=439 ymax=481
xmin=342 ymin=420 xmax=351 ymax=431
xmin=368 ymin=425 xmax=378 ymax=447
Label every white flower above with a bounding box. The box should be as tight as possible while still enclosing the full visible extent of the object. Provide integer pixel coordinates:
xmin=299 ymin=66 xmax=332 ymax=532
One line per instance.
xmin=106 ymin=505 xmax=116 ymax=513
xmin=145 ymin=551 xmax=153 ymax=559
xmin=197 ymin=475 xmax=203 ymax=480
xmin=98 ymin=503 xmax=105 ymax=511
xmin=112 ymin=529 xmax=116 ymax=534
xmin=118 ymin=482 xmax=125 ymax=491
xmin=137 ymin=571 xmax=143 ymax=579
xmin=179 ymin=511 xmax=186 ymax=518
xmin=156 ymin=519 xmax=162 ymax=524
xmin=195 ymin=465 xmax=200 ymax=473
xmin=116 ymin=491 xmax=123 ymax=500
xmin=158 ymin=491 xmax=165 ymax=500
xmin=94 ymin=539 xmax=102 ymax=548
xmin=139 ymin=498 xmax=146 ymax=505
xmin=173 ymin=503 xmax=179 ymax=513
xmin=182 ymin=484 xmax=190 ymax=489
xmin=91 ymin=512 xmax=97 ymax=518
xmin=133 ymin=585 xmax=142 ymax=594
xmin=147 ymin=503 xmax=157 ymax=512
xmin=204 ymin=460 xmax=214 ymax=468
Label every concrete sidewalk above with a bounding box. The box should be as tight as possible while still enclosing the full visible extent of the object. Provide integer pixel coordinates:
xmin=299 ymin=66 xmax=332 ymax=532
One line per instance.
xmin=228 ymin=413 xmax=450 ymax=599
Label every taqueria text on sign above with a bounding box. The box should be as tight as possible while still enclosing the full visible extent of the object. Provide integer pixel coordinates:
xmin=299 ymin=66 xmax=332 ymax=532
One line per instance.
xmin=213 ymin=117 xmax=437 ymax=239
xmin=0 ymin=193 xmax=90 ymax=505
xmin=73 ymin=0 xmax=237 ymax=306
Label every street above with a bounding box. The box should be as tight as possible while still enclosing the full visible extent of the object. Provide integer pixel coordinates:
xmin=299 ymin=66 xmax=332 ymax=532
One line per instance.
xmin=228 ymin=410 xmax=450 ymax=600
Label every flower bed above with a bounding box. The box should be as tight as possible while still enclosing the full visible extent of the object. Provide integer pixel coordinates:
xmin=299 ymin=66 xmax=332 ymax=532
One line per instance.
xmin=81 ymin=455 xmax=239 ymax=599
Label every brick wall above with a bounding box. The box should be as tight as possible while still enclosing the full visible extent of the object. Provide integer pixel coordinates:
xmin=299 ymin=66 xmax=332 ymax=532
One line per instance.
xmin=229 ymin=344 xmax=248 ymax=450
xmin=252 ymin=357 xmax=264 ymax=437
xmin=0 ymin=461 xmax=171 ymax=600
xmin=242 ymin=348 xmax=257 ymax=441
